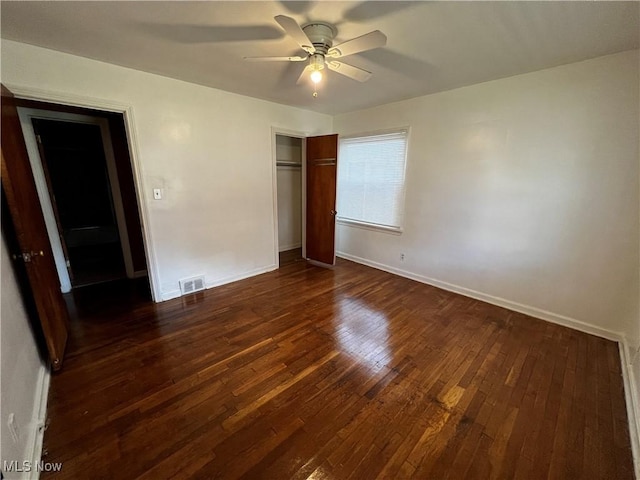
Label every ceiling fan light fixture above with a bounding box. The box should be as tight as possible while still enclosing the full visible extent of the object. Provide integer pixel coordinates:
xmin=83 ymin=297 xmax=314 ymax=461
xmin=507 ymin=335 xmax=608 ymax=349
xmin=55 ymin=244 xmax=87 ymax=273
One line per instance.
xmin=309 ymin=53 xmax=325 ymax=84
xmin=310 ymin=69 xmax=323 ymax=84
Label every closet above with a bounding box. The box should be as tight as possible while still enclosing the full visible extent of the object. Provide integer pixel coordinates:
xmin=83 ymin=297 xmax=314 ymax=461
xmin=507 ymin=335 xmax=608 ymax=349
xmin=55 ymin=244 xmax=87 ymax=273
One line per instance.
xmin=276 ymin=134 xmax=303 ymax=265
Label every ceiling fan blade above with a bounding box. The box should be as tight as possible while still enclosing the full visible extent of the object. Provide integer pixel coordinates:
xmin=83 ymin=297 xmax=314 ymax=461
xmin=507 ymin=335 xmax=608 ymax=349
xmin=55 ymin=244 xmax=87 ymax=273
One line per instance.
xmin=296 ymin=65 xmax=313 ymax=85
xmin=274 ymin=15 xmax=316 ymax=54
xmin=327 ymin=61 xmax=372 ymax=82
xmin=244 ymin=56 xmax=308 ymax=62
xmin=327 ymin=30 xmax=387 ymax=58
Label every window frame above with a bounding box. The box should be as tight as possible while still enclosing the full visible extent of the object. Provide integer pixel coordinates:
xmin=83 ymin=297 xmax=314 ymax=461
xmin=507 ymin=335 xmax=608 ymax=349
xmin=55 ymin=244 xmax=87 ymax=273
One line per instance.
xmin=336 ymin=127 xmax=410 ymax=234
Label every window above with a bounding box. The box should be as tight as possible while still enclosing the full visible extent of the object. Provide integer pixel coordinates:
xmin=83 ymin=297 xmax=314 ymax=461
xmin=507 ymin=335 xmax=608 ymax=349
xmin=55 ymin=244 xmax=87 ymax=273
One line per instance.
xmin=337 ymin=129 xmax=408 ymax=232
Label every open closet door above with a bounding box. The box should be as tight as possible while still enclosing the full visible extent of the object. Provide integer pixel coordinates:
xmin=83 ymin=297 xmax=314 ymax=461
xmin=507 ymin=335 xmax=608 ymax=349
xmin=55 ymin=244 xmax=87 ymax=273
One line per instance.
xmin=306 ymin=134 xmax=338 ymax=266
xmin=1 ymin=84 xmax=69 ymax=371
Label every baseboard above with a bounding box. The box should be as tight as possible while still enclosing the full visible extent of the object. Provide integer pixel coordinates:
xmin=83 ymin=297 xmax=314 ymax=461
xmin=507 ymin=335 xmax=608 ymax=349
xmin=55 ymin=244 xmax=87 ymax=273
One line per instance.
xmin=336 ymin=252 xmax=624 ymax=342
xmin=620 ymin=339 xmax=640 ymax=478
xmin=205 ymin=265 xmax=277 ymax=290
xmin=160 ymin=289 xmax=182 ymax=302
xmin=24 ymin=364 xmax=51 ymax=480
xmin=278 ymin=243 xmax=302 ymax=252
xmin=159 ymin=265 xmax=278 ymax=302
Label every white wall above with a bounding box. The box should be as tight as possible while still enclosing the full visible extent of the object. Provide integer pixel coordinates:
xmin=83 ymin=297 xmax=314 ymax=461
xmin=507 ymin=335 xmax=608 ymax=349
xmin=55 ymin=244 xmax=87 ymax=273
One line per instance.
xmin=1 ymin=237 xmax=48 ymax=478
xmin=0 ymin=40 xmax=332 ymax=300
xmin=335 ymin=50 xmax=639 ymax=342
xmin=276 ymin=168 xmax=302 ymax=251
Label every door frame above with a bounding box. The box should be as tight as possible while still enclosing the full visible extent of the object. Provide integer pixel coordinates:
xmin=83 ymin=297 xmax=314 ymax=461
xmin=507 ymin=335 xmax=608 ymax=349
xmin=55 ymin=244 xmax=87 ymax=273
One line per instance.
xmin=5 ymin=83 xmax=160 ymax=301
xmin=271 ymin=127 xmax=308 ymax=267
xmin=18 ymin=108 xmax=137 ymax=289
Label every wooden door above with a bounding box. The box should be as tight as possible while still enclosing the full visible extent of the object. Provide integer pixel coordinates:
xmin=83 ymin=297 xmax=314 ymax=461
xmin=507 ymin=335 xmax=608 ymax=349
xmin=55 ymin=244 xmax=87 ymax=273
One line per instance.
xmin=1 ymin=84 xmax=69 ymax=370
xmin=306 ymin=134 xmax=338 ymax=265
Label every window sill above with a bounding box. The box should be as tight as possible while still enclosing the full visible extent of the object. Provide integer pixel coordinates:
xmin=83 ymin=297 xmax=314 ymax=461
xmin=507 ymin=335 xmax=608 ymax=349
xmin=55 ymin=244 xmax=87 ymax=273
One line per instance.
xmin=336 ymin=218 xmax=403 ymax=235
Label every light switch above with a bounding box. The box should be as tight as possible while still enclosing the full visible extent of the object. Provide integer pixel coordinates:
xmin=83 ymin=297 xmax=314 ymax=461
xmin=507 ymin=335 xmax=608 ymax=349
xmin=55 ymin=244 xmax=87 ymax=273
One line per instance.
xmin=153 ymin=188 xmax=162 ymax=200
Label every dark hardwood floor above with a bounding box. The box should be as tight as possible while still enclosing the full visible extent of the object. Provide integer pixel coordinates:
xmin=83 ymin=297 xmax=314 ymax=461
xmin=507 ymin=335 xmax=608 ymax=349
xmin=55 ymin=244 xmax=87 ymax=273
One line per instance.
xmin=43 ymin=259 xmax=633 ymax=479
xmin=279 ymin=247 xmax=303 ymax=266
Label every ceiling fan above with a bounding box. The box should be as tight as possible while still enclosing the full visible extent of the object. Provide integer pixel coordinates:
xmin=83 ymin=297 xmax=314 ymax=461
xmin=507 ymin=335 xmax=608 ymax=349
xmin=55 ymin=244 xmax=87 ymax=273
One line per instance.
xmin=244 ymin=15 xmax=387 ymax=88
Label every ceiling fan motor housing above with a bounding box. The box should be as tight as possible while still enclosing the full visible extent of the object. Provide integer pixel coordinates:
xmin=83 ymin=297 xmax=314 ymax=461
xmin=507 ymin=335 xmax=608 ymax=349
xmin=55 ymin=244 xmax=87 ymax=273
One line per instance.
xmin=302 ymin=22 xmax=335 ymax=55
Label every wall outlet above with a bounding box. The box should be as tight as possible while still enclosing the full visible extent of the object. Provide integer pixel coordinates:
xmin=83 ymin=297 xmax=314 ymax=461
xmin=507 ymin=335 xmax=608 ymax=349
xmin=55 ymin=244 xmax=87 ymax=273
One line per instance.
xmin=7 ymin=413 xmax=19 ymax=443
xmin=400 ymin=253 xmax=405 ymax=261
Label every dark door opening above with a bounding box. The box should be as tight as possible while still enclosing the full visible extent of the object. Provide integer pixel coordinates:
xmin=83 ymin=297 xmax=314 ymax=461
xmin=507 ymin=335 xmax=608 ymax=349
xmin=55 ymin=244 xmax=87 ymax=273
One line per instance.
xmin=33 ymin=119 xmax=126 ymax=287
xmin=16 ymin=100 xmax=150 ymax=300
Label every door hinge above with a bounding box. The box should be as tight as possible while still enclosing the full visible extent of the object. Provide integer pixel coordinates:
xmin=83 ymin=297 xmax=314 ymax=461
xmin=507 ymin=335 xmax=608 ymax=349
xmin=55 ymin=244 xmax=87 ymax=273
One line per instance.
xmin=13 ymin=250 xmax=44 ymax=263
xmin=36 ymin=134 xmax=42 ymax=144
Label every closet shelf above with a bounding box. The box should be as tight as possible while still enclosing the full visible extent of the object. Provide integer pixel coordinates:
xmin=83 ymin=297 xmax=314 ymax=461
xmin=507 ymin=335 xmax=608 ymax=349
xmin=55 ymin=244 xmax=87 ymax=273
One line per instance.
xmin=276 ymin=161 xmax=302 ymax=167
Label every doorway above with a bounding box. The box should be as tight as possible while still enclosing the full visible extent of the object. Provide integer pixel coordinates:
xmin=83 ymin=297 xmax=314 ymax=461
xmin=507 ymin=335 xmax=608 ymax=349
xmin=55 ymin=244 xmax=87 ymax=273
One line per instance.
xmin=273 ymin=130 xmax=339 ymax=268
xmin=34 ymin=118 xmax=126 ymax=287
xmin=17 ymin=104 xmax=149 ymax=292
xmin=275 ymin=133 xmax=304 ymax=266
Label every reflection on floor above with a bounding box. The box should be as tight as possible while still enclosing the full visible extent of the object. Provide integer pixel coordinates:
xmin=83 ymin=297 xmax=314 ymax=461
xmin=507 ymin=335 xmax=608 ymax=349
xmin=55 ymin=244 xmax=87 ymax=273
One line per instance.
xmin=279 ymin=247 xmax=303 ymax=266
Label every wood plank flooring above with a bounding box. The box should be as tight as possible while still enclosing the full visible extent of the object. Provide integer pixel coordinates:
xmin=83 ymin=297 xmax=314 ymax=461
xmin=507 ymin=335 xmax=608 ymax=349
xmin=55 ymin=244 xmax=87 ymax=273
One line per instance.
xmin=279 ymin=248 xmax=303 ymax=267
xmin=42 ymin=259 xmax=633 ymax=479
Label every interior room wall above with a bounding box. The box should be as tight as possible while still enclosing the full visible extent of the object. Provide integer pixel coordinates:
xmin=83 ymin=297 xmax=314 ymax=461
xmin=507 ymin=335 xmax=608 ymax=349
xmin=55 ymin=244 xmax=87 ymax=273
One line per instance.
xmin=334 ymin=50 xmax=639 ymax=343
xmin=1 ymin=40 xmax=332 ymax=300
xmin=0 ymin=236 xmax=47 ymax=475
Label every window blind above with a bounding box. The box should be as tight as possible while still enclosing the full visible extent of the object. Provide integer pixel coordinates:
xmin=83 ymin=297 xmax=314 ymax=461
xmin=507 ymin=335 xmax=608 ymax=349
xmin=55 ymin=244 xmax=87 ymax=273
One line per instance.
xmin=337 ymin=130 xmax=408 ymax=231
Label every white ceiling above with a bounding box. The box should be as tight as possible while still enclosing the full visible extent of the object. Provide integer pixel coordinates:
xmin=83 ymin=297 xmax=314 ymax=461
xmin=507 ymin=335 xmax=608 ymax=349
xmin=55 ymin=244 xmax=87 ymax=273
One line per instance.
xmin=1 ymin=1 xmax=638 ymax=115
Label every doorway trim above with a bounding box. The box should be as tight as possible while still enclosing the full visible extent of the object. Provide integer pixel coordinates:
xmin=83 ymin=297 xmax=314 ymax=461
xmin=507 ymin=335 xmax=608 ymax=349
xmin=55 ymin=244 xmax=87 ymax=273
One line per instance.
xmin=6 ymin=83 xmax=160 ymax=301
xmin=271 ymin=127 xmax=308 ymax=268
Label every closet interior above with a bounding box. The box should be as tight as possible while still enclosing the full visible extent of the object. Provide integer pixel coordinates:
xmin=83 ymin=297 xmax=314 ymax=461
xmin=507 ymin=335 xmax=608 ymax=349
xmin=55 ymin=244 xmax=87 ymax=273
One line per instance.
xmin=276 ymin=134 xmax=303 ymax=266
